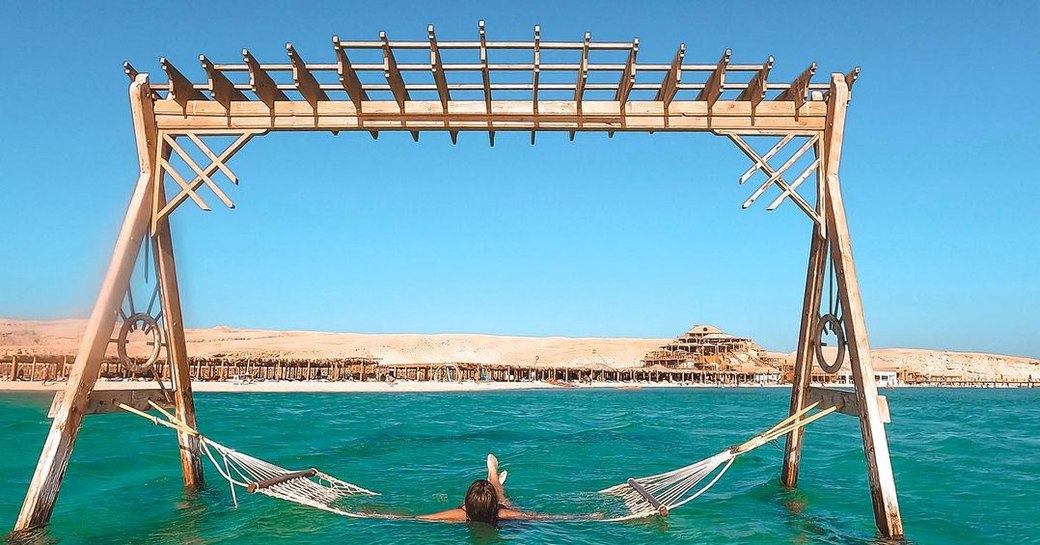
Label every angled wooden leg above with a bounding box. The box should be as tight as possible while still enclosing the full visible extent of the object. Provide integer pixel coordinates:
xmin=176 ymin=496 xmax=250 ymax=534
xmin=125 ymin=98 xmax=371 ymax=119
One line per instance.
xmin=14 ymin=76 xmax=156 ymax=532
xmin=821 ymin=73 xmax=903 ymax=538
xmin=781 ymin=211 xmax=827 ymax=486
xmin=153 ymin=173 xmax=205 ymax=488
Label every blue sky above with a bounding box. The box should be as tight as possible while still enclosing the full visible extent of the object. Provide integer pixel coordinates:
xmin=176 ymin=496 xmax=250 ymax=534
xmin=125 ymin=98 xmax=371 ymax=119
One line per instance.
xmin=1 ymin=2 xmax=1038 ymax=357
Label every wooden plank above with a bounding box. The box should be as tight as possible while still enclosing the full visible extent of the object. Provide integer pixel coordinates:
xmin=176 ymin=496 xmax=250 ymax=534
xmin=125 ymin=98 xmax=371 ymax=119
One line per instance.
xmin=738 ymin=56 xmax=773 ymax=107
xmin=654 ymin=44 xmax=685 ymax=108
xmin=614 ymin=38 xmax=639 ymax=108
xmin=777 ymin=62 xmax=817 ymax=111
xmin=14 ymin=75 xmax=158 ymax=532
xmin=531 ymin=25 xmax=541 ymax=143
xmin=845 ymin=66 xmax=861 ymax=94
xmin=574 ymin=32 xmax=591 ymax=104
xmin=286 ymin=43 xmax=328 ymax=112
xmin=48 ymin=389 xmax=174 ymax=418
xmin=806 ymin=386 xmax=890 ymax=423
xmin=380 ymin=31 xmax=409 ymax=110
xmin=199 ymin=55 xmax=246 ymax=114
xmin=332 ymin=36 xmax=368 ymax=109
xmin=821 ymin=73 xmax=903 ymax=538
xmin=153 ymin=99 xmax=827 ymax=132
xmin=696 ymin=49 xmax=731 ymax=107
xmin=242 ymin=49 xmax=288 ymax=109
xmin=428 ymin=25 xmax=450 ymax=110
xmin=160 ymin=58 xmax=206 ymax=109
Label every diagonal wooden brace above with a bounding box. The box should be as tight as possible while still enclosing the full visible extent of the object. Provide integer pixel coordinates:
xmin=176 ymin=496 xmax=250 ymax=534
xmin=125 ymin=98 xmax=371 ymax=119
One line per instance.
xmin=163 ymin=133 xmax=235 ymax=209
xmin=729 ymin=134 xmax=820 ymax=223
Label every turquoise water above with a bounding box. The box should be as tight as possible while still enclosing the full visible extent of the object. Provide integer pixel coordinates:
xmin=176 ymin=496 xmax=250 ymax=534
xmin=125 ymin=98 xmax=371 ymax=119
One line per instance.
xmin=1 ymin=389 xmax=1037 ymax=544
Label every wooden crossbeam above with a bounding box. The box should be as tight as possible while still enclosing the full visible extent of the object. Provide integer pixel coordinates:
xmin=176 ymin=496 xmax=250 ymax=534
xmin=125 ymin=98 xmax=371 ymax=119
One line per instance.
xmin=156 ymin=132 xmax=256 ymax=223
xmin=163 ymin=133 xmax=235 ymax=209
xmin=615 ymin=38 xmax=639 ymax=108
xmin=159 ymin=157 xmax=211 ymax=211
xmin=655 ymin=44 xmax=685 ymax=108
xmin=331 ymin=36 xmax=368 ymax=109
xmin=777 ymin=62 xmax=817 ymax=110
xmin=286 ymin=43 xmax=328 ymax=112
xmin=729 ymin=134 xmax=820 ymax=223
xmin=428 ymin=25 xmax=450 ymax=110
xmin=243 ymin=49 xmax=288 ymax=108
xmin=123 ymin=62 xmax=139 ymax=81
xmin=846 ymin=66 xmax=861 ymax=93
xmin=738 ymin=56 xmax=773 ymax=107
xmin=381 ymin=31 xmax=409 ymax=110
xmin=696 ymin=49 xmax=731 ymax=107
xmin=739 ymin=134 xmax=792 ymax=183
xmin=200 ymin=55 xmax=246 ymax=114
xmin=160 ymin=58 xmax=206 ymax=108
xmin=570 ymin=32 xmax=592 ymax=141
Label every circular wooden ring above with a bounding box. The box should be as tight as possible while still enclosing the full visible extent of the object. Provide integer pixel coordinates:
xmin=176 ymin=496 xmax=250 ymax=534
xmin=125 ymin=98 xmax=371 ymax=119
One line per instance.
xmin=814 ymin=313 xmax=846 ymax=374
xmin=117 ymin=313 xmax=162 ymax=374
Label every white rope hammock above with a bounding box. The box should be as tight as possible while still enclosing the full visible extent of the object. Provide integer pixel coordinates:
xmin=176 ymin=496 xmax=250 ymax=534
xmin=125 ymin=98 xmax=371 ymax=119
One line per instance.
xmin=119 ymin=400 xmax=834 ymax=522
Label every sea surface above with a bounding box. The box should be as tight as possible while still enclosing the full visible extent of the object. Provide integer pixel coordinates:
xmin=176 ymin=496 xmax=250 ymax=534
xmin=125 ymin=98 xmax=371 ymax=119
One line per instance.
xmin=1 ymin=388 xmax=1037 ymax=544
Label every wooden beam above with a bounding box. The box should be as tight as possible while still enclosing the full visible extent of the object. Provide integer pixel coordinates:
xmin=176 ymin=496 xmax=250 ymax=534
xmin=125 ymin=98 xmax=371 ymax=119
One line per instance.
xmin=738 ymin=55 xmax=773 ymax=107
xmin=777 ymin=62 xmax=817 ymax=111
xmin=122 ymin=61 xmax=138 ymax=81
xmin=14 ymin=75 xmax=158 ymax=532
xmin=655 ymin=44 xmax=685 ymax=108
xmin=615 ymin=38 xmax=639 ymax=108
xmin=479 ymin=20 xmax=493 ymax=147
xmin=242 ymin=49 xmax=288 ymax=109
xmin=332 ymin=35 xmax=368 ymax=109
xmin=380 ymin=31 xmax=409 ymax=111
xmin=154 ymin=99 xmax=828 ymax=133
xmin=821 ymin=73 xmax=903 ymax=538
xmin=428 ymin=25 xmax=450 ymax=110
xmin=845 ymin=66 xmax=861 ymax=94
xmin=531 ymin=25 xmax=541 ymax=144
xmin=696 ymin=49 xmax=731 ymax=108
xmin=160 ymin=57 xmax=206 ymax=109
xmin=806 ymin=386 xmax=890 ymax=423
xmin=47 ymin=389 xmax=174 ymax=418
xmin=571 ymin=32 xmax=591 ymax=140
xmin=199 ymin=55 xmax=246 ymax=114
xmin=286 ymin=43 xmax=328 ymax=112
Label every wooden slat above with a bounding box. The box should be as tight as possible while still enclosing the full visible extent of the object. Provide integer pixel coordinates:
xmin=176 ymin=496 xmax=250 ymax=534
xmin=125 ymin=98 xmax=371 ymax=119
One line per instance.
xmin=614 ymin=38 xmax=639 ymax=107
xmin=777 ymin=62 xmax=816 ymax=110
xmin=428 ymin=25 xmax=450 ymax=110
xmin=654 ymin=44 xmax=685 ymax=108
xmin=286 ymin=43 xmax=328 ymax=111
xmin=696 ymin=49 xmax=731 ymax=107
xmin=806 ymin=386 xmax=890 ymax=423
xmin=381 ymin=31 xmax=409 ymax=110
xmin=479 ymin=21 xmax=493 ymax=146
xmin=332 ymin=35 xmax=368 ymax=109
xmin=531 ymin=25 xmax=541 ymax=144
xmin=845 ymin=66 xmax=861 ymax=93
xmin=199 ymin=55 xmax=246 ymax=113
xmin=122 ymin=61 xmax=139 ymax=81
xmin=738 ymin=56 xmax=773 ymax=106
xmin=160 ymin=58 xmax=206 ymax=108
xmin=242 ymin=49 xmax=288 ymax=108
xmin=574 ymin=32 xmax=591 ymax=104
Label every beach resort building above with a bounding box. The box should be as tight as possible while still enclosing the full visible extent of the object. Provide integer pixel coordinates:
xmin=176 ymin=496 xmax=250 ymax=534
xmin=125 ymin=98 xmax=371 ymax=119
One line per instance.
xmin=643 ymin=325 xmax=769 ymax=372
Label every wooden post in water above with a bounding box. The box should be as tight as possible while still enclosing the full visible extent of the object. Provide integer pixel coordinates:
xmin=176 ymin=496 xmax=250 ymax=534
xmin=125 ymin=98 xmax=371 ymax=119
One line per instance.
xmin=15 ymin=76 xmax=157 ymax=532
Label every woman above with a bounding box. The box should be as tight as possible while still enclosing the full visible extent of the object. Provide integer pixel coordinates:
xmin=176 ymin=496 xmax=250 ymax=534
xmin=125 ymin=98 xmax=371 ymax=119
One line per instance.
xmin=419 ymin=454 xmax=536 ymax=524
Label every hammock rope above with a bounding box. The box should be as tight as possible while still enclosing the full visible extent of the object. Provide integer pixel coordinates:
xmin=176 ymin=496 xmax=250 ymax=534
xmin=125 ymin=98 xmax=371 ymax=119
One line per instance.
xmin=119 ymin=400 xmax=834 ymax=522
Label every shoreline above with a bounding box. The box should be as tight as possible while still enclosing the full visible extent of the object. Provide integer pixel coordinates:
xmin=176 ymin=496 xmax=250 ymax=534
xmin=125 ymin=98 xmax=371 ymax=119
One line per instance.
xmin=0 ymin=379 xmax=1035 ymax=394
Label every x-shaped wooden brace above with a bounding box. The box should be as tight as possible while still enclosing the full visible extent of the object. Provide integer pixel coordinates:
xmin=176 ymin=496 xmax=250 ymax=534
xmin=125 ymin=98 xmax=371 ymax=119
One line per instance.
xmin=152 ymin=130 xmax=262 ymax=232
xmin=728 ymin=133 xmax=822 ymax=225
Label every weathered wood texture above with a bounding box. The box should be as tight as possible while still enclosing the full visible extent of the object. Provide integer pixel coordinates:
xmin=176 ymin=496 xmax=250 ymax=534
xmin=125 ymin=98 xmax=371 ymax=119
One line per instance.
xmin=819 ymin=74 xmax=903 ymax=538
xmin=806 ymin=386 xmax=890 ymax=423
xmin=14 ymin=76 xmax=157 ymax=532
xmin=47 ymin=389 xmax=174 ymax=418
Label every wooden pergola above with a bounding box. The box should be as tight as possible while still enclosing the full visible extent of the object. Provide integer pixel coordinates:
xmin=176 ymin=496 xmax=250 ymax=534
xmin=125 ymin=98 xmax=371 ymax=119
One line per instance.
xmin=15 ymin=22 xmax=903 ymax=538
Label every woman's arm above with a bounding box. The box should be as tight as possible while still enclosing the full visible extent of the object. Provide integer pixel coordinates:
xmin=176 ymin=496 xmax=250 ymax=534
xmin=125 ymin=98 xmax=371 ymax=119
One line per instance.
xmin=417 ymin=508 xmax=467 ymax=522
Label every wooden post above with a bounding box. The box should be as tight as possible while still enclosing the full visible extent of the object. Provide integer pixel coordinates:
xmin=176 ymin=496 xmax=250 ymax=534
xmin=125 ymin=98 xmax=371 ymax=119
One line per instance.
xmin=15 ymin=75 xmax=157 ymax=532
xmin=782 ymin=142 xmax=828 ymax=486
xmin=820 ymin=73 xmax=903 ymax=538
xmin=152 ymin=139 xmax=205 ymax=489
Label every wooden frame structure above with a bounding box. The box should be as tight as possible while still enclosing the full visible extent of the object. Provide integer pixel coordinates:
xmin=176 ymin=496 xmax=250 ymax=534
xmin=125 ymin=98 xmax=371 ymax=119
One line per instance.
xmin=15 ymin=22 xmax=902 ymax=538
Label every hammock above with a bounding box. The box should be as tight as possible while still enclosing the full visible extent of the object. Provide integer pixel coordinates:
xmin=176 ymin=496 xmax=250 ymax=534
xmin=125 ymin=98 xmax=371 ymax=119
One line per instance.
xmin=119 ymin=400 xmax=833 ymax=522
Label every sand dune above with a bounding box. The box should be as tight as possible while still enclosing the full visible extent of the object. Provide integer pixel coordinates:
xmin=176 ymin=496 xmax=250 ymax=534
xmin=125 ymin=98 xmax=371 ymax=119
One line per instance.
xmin=1 ymin=318 xmax=1038 ymax=380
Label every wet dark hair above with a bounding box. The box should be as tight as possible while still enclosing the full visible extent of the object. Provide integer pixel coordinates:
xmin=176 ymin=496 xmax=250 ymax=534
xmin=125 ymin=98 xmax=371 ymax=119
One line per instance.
xmin=463 ymin=479 xmax=499 ymax=525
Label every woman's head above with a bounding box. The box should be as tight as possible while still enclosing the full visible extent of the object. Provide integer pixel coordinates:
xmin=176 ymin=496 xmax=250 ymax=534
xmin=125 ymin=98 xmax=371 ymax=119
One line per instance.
xmin=463 ymin=479 xmax=499 ymax=525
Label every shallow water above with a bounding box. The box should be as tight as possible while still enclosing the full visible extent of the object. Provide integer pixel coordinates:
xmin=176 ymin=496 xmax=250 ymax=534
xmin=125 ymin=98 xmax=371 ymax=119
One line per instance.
xmin=1 ymin=388 xmax=1037 ymax=544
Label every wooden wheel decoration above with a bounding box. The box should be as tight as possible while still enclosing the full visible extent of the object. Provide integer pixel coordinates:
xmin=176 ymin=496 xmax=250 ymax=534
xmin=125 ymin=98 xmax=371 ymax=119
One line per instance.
xmin=813 ymin=312 xmax=846 ymax=374
xmin=117 ymin=312 xmax=162 ymax=374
